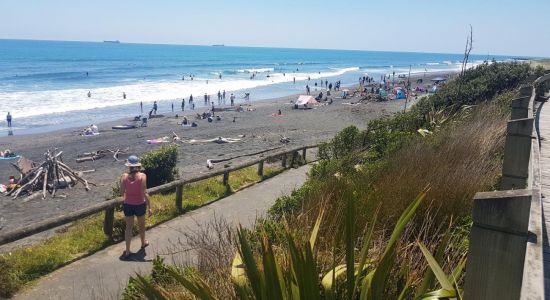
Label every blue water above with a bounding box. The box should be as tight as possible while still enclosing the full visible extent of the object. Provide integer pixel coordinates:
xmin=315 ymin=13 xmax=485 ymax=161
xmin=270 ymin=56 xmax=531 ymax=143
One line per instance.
xmin=0 ymin=39 xmax=520 ymax=135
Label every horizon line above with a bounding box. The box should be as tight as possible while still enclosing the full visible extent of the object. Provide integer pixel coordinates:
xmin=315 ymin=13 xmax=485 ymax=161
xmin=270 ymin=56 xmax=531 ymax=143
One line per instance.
xmin=0 ymin=37 xmax=541 ymax=59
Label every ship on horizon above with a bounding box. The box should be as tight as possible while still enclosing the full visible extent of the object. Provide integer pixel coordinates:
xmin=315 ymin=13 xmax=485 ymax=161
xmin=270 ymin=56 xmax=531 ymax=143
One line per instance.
xmin=103 ymin=40 xmax=120 ymax=44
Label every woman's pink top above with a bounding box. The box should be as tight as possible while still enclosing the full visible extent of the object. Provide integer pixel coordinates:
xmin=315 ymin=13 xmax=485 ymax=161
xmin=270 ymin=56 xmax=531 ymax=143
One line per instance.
xmin=122 ymin=174 xmax=146 ymax=205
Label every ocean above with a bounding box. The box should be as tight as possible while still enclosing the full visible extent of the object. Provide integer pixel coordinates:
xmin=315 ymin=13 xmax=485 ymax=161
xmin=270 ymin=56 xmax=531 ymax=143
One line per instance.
xmin=0 ymin=39 xmax=518 ymax=135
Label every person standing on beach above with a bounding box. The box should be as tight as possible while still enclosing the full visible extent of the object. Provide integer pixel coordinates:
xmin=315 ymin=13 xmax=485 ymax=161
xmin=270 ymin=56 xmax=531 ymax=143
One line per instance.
xmin=293 ymin=77 xmax=296 ymax=84
xmin=306 ymin=85 xmax=310 ymax=95
xmin=230 ymin=93 xmax=235 ymax=106
xmin=140 ymin=102 xmax=143 ymax=114
xmin=181 ymin=98 xmax=185 ymax=111
xmin=153 ymin=101 xmax=158 ymax=115
xmin=189 ymin=94 xmax=193 ymax=104
xmin=223 ymin=90 xmax=226 ymax=102
xmin=171 ymin=103 xmax=174 ymax=112
xmin=120 ymin=155 xmax=151 ymax=260
xmin=6 ymin=112 xmax=12 ymax=128
xmin=204 ymin=93 xmax=208 ymax=105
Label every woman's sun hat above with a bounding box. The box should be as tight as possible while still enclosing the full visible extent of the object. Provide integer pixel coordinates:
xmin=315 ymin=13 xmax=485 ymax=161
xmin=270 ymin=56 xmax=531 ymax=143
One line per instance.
xmin=125 ymin=155 xmax=142 ymax=167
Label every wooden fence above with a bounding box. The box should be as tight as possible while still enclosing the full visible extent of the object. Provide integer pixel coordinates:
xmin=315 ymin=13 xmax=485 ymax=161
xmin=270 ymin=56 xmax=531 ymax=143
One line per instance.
xmin=0 ymin=144 xmax=319 ymax=246
xmin=464 ymin=74 xmax=550 ymax=299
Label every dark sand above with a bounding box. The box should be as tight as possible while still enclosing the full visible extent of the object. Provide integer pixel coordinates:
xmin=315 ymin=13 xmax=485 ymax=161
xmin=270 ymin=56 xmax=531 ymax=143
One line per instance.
xmin=0 ymin=74 xmax=444 ymax=235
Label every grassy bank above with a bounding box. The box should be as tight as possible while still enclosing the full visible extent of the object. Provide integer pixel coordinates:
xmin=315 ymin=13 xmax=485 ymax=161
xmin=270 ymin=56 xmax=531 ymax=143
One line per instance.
xmin=0 ymin=163 xmax=284 ymax=298
xmin=124 ymin=62 xmax=543 ymax=299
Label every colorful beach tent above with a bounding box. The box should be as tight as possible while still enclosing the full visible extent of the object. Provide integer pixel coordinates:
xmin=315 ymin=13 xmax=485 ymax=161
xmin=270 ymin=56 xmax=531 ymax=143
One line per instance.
xmin=395 ymin=89 xmax=406 ymax=99
xmin=295 ymin=95 xmax=318 ymax=106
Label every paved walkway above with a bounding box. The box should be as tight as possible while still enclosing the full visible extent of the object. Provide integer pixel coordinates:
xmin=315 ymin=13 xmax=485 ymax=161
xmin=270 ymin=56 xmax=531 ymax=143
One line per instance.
xmin=538 ymin=99 xmax=550 ymax=297
xmin=14 ymin=165 xmax=311 ymax=300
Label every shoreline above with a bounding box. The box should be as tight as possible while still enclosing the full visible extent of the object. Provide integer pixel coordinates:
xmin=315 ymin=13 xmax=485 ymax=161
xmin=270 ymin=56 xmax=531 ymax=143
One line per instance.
xmin=1 ymin=69 xmax=457 ymax=137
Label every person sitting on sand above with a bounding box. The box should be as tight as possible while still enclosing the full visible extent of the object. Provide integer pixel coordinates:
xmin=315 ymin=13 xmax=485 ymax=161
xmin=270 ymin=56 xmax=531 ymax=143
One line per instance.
xmin=216 ymin=115 xmax=221 ymax=121
xmin=83 ymin=126 xmax=93 ymax=136
xmin=0 ymin=149 xmax=14 ymax=158
xmin=6 ymin=175 xmax=19 ymax=193
xmin=278 ymin=109 xmax=282 ymax=115
xmin=182 ymin=116 xmax=188 ymax=125
xmin=120 ymin=155 xmax=151 ymax=260
xmin=315 ymin=92 xmax=323 ymax=101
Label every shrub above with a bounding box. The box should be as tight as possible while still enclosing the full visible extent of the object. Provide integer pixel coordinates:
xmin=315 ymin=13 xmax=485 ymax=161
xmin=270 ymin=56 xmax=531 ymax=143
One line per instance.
xmin=140 ymin=145 xmax=179 ymax=187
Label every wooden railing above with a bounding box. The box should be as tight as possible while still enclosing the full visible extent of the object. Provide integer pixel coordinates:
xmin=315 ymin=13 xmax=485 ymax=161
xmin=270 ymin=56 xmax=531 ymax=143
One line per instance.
xmin=0 ymin=144 xmax=319 ymax=246
xmin=464 ymin=74 xmax=550 ymax=300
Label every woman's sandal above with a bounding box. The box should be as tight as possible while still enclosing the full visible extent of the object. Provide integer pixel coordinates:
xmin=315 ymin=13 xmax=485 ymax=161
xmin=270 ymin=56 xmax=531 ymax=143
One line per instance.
xmin=141 ymin=241 xmax=150 ymax=249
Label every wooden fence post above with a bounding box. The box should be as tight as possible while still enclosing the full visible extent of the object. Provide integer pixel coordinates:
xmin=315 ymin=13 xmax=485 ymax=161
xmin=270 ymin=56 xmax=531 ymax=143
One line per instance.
xmin=257 ymin=160 xmax=264 ymax=178
xmin=282 ymin=155 xmax=287 ymax=168
xmin=103 ymin=207 xmax=115 ymax=238
xmin=302 ymin=148 xmax=307 ymax=161
xmin=290 ymin=151 xmax=298 ymax=168
xmin=175 ymin=184 xmax=183 ymax=212
xmin=223 ymin=171 xmax=229 ymax=186
xmin=510 ymin=96 xmax=530 ymax=120
xmin=464 ymin=189 xmax=532 ymax=300
xmin=501 ymin=118 xmax=534 ymax=190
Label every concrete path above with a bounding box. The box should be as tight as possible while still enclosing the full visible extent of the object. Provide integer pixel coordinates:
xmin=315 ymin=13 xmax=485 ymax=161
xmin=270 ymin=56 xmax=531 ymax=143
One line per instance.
xmin=14 ymin=165 xmax=311 ymax=300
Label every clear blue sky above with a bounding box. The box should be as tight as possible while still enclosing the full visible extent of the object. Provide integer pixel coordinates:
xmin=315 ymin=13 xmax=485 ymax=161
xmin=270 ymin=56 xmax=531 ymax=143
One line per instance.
xmin=0 ymin=0 xmax=548 ymax=57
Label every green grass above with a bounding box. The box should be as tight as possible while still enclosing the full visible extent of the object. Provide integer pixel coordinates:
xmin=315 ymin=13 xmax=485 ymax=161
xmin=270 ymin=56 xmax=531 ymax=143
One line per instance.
xmin=0 ymin=164 xmax=285 ymax=298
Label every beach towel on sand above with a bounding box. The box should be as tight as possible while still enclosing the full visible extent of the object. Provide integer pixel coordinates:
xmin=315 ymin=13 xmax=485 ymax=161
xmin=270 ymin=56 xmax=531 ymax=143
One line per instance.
xmin=147 ymin=137 xmax=170 ymax=144
xmin=0 ymin=155 xmax=20 ymax=160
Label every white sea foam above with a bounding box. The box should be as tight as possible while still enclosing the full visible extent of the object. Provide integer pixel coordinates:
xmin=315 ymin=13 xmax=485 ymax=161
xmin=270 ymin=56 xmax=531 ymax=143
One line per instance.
xmin=237 ymin=68 xmax=275 ymax=73
xmin=1 ymin=67 xmax=360 ymax=119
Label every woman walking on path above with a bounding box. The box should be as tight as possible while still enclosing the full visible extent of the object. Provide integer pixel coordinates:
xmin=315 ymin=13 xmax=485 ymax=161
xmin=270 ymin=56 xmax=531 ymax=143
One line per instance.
xmin=120 ymin=155 xmax=151 ymax=259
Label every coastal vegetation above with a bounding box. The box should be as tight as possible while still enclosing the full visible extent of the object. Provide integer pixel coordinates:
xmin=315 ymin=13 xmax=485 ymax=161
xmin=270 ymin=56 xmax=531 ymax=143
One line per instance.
xmin=123 ymin=61 xmax=541 ymax=299
xmin=0 ymin=149 xmax=284 ymax=298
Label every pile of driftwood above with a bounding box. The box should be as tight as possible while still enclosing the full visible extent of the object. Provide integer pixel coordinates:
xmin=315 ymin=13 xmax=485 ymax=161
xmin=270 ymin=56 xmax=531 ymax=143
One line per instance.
xmin=8 ymin=150 xmax=95 ymax=199
xmin=76 ymin=148 xmax=128 ymax=163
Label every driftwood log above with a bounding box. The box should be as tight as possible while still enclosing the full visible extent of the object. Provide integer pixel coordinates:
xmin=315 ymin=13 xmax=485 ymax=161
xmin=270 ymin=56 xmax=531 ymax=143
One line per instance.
xmin=76 ymin=148 xmax=128 ymax=163
xmin=204 ymin=146 xmax=285 ymax=169
xmin=9 ymin=150 xmax=96 ymax=199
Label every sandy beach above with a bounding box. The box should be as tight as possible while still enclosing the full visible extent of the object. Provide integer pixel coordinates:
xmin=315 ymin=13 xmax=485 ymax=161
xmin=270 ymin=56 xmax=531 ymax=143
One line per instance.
xmin=0 ymin=74 xmax=444 ymax=235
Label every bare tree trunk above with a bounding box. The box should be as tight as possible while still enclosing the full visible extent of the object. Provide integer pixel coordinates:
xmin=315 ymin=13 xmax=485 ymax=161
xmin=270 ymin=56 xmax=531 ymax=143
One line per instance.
xmin=455 ymin=25 xmax=473 ymax=106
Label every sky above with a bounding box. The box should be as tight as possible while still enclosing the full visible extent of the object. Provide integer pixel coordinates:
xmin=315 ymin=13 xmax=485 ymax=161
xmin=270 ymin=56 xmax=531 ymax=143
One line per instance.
xmin=0 ymin=0 xmax=548 ymax=57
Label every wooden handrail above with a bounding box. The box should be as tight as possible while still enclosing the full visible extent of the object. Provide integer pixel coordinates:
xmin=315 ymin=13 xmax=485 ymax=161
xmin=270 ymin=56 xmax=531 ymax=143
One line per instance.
xmin=464 ymin=73 xmax=550 ymax=299
xmin=0 ymin=144 xmax=319 ymax=246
